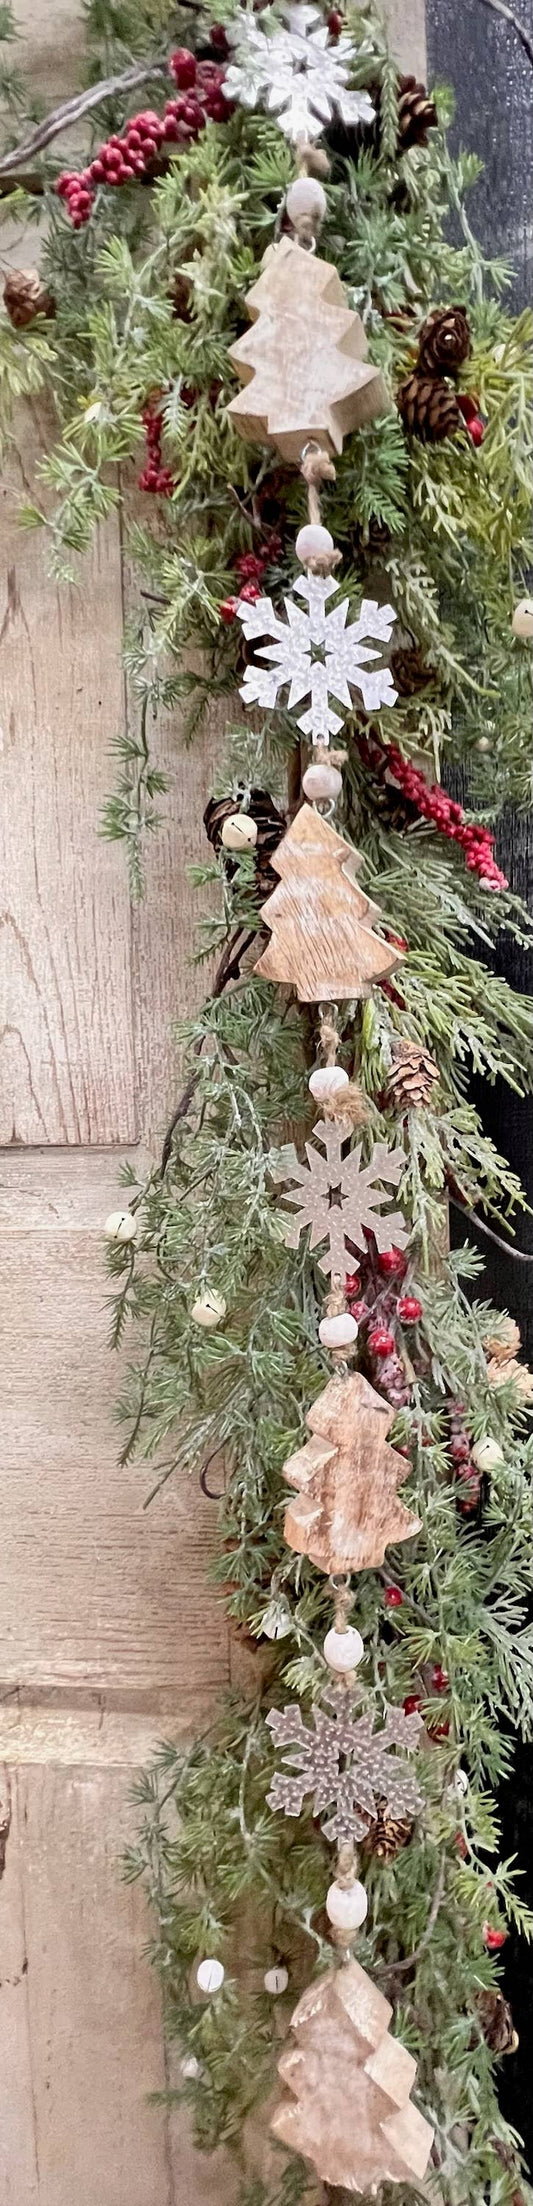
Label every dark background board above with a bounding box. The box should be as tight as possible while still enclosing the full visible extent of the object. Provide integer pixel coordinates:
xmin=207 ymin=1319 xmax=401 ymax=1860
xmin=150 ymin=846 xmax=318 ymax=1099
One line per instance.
xmin=426 ymin=0 xmax=533 ymax=2165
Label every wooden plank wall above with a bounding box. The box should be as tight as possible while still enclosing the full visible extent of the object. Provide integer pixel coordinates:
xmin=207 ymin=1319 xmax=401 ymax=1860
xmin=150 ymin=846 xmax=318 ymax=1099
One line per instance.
xmin=0 ymin=4 xmax=426 ymax=2201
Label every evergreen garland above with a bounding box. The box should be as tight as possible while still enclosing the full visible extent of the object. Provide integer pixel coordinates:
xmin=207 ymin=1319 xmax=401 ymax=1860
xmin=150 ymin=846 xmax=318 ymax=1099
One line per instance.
xmin=2 ymin=1 xmax=533 ymax=2198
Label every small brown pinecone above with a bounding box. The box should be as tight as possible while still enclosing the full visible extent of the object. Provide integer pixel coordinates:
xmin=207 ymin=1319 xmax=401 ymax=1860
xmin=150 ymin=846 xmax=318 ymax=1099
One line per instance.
xmin=387 ymin=1042 xmax=440 ymax=1110
xmin=390 ymin=643 xmax=433 ymax=696
xmin=363 ymin=1801 xmax=414 ymax=1861
xmin=169 ymin=270 xmax=192 ymax=321
xmin=397 ymin=370 xmax=461 ymax=443
xmin=353 ymin=513 xmax=392 ymax=558
xmin=398 ymin=74 xmax=438 ymax=152
xmin=417 ymin=305 xmax=471 ymax=377
xmin=3 ymin=267 xmax=55 ymax=328
xmin=204 ymin=787 xmax=286 ymax=899
xmin=476 ymin=1988 xmax=519 ymax=2056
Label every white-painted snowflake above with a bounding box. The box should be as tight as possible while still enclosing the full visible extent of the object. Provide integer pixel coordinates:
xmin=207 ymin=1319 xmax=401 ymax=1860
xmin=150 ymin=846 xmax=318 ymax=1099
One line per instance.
xmin=238 ymin=574 xmax=397 ymax=743
xmin=271 ymin=1122 xmax=408 ymax=1281
xmin=222 ymin=3 xmax=376 ymax=144
xmin=266 ymin=1686 xmax=423 ymax=1844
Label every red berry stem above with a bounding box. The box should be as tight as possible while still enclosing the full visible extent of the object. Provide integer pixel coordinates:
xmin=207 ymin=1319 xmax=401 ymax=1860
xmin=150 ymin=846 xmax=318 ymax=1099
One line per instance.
xmin=56 ymin=51 xmax=230 ymax=226
xmin=386 ymin=744 xmax=507 ymax=890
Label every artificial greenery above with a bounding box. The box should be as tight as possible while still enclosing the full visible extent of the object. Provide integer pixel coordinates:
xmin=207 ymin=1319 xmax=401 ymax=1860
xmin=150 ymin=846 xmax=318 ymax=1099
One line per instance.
xmin=3 ymin=3 xmax=533 ymax=2201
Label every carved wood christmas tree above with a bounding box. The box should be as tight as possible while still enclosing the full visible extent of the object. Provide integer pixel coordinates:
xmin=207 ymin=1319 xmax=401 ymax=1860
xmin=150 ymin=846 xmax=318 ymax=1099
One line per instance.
xmin=254 ymin=803 xmax=403 ymax=1002
xmin=282 ymin=1369 xmax=420 ymax=1573
xmin=228 ymin=237 xmax=387 ymax=461
xmin=271 ymin=1958 xmax=434 ymax=2192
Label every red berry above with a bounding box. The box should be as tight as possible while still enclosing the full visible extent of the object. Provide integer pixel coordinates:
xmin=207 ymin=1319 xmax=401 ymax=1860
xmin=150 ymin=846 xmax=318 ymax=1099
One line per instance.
xmin=468 ymin=416 xmax=485 ymax=447
xmin=328 ymin=7 xmax=343 ymax=29
xmin=450 ymin=1434 xmax=470 ymax=1463
xmin=377 ymin=1249 xmax=407 ymax=1279
xmin=170 ymin=47 xmax=197 ymax=87
xmin=403 ymin=1694 xmax=421 ymax=1716
xmin=457 ymin=393 xmax=479 ymax=424
xmin=368 ymin=1326 xmax=395 ymax=1357
xmin=455 ymin=1831 xmax=468 ymax=1858
xmin=397 ymin=1295 xmax=422 ymax=1323
xmin=384 ymin=1585 xmax=404 ymax=1609
xmin=431 ymin=1664 xmax=449 ymax=1693
xmin=428 ymin=1717 xmax=450 ymax=1740
xmin=344 ymin=1273 xmax=360 ymax=1296
xmin=483 ymin=1924 xmax=507 ymax=1951
xmin=219 ymin=597 xmax=240 ymax=623
xmin=238 ymin=581 xmax=262 ymax=604
xmin=347 ymin=1300 xmax=368 ymax=1324
xmin=209 ymin=21 xmax=228 ymax=49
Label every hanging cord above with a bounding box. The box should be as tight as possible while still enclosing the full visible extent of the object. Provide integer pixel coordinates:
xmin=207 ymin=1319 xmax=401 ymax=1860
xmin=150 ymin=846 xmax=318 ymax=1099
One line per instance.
xmin=299 ymin=444 xmax=342 ymax=574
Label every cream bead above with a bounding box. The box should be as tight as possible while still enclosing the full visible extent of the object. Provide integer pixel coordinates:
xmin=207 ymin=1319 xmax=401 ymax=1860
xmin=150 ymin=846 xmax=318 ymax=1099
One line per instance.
xmin=471 ymin=1436 xmax=504 ymax=1471
xmin=326 ymin=1879 xmax=368 ymax=1931
xmin=264 ymin=1964 xmax=289 ymax=1995
xmin=512 ymin=598 xmax=533 ymax=640
xmin=181 ymin=2055 xmax=201 ymax=2079
xmin=309 ymin=1065 xmax=349 ymax=1101
xmin=454 ymin=1768 xmax=469 ymax=1797
xmin=323 ymin=1625 xmax=364 ymax=1673
xmin=221 ymin=812 xmax=258 ymax=851
xmin=319 ymin=1312 xmax=358 ymax=1349
xmin=302 ymin=761 xmax=343 ymax=803
xmin=191 ymin=1289 xmax=227 ymax=1329
xmin=286 ymin=176 xmax=327 ymax=226
xmin=295 ymin=523 xmax=334 ymax=565
xmin=197 ymin=1957 xmax=225 ymax=1994
xmin=104 ymin=1209 xmax=137 ymax=1243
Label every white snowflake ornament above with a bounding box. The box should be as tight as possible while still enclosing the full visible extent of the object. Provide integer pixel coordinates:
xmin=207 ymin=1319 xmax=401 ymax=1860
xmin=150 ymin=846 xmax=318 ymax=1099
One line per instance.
xmin=266 ymin=1685 xmax=423 ymax=1845
xmin=238 ymin=574 xmax=397 ymax=744
xmin=222 ymin=4 xmax=376 ymax=144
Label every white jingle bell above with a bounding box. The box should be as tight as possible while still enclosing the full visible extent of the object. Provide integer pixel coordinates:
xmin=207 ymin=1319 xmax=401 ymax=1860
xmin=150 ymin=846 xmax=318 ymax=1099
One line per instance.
xmin=295 ymin=523 xmax=334 ymax=566
xmin=471 ymin=1436 xmax=504 ymax=1472
xmin=309 ymin=1064 xmax=349 ymax=1101
xmin=326 ymin=1879 xmax=368 ymax=1931
xmin=221 ymin=812 xmax=258 ymax=851
xmin=476 ymin=737 xmax=491 ymax=753
xmin=286 ymin=176 xmax=327 ymax=226
xmin=512 ymin=598 xmax=533 ymax=640
xmin=454 ymin=1768 xmax=469 ymax=1797
xmin=264 ymin=1964 xmax=289 ymax=1996
xmin=323 ymin=1625 xmax=364 ymax=1673
xmin=319 ymin=1312 xmax=358 ymax=1349
xmin=197 ymin=1957 xmax=225 ymax=1995
xmin=191 ymin=1289 xmax=227 ymax=1329
xmin=302 ymin=761 xmax=343 ymax=803
xmin=181 ymin=2055 xmax=201 ymax=2079
xmin=104 ymin=1209 xmax=137 ymax=1243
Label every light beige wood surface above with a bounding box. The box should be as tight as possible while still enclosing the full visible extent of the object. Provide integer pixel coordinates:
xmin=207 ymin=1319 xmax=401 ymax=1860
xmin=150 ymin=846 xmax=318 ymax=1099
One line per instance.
xmin=272 ymin=1957 xmax=433 ymax=2190
xmin=283 ymin=1369 xmax=421 ymax=1573
xmin=256 ymin=803 xmax=403 ymax=1001
xmin=228 ymin=238 xmax=386 ymax=461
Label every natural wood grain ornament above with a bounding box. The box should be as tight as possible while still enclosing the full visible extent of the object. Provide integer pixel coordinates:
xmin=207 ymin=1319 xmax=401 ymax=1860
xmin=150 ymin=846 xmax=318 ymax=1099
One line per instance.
xmin=228 ymin=237 xmax=387 ymax=462
xmin=283 ymin=1369 xmax=420 ymax=1573
xmin=271 ymin=1957 xmax=434 ymax=2192
xmin=255 ymin=803 xmax=403 ymax=1003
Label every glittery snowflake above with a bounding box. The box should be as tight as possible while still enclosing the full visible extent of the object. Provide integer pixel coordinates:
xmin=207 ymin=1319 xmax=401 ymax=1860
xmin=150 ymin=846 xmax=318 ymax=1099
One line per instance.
xmin=222 ymin=3 xmax=376 ymax=144
xmin=266 ymin=1686 xmax=423 ymax=1844
xmin=238 ymin=574 xmax=397 ymax=743
xmin=271 ymin=1122 xmax=408 ymax=1280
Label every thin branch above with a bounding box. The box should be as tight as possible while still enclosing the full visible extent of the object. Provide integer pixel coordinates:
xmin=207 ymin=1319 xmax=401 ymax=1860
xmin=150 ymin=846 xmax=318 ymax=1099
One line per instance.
xmin=376 ymin=1853 xmax=447 ymax=1982
xmin=160 ymin=926 xmax=257 ymax=1173
xmin=475 ymin=0 xmax=533 ymax=68
xmin=0 ymin=59 xmax=169 ymax=177
xmin=449 ymin=1193 xmax=533 ymax=1264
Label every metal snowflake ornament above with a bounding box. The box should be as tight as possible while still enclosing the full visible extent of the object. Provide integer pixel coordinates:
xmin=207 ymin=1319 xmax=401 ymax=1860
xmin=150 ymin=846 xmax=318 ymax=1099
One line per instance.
xmin=270 ymin=1122 xmax=408 ymax=1280
xmin=238 ymin=574 xmax=397 ymax=744
xmin=266 ymin=1686 xmax=423 ymax=1844
xmin=222 ymin=4 xmax=376 ymax=145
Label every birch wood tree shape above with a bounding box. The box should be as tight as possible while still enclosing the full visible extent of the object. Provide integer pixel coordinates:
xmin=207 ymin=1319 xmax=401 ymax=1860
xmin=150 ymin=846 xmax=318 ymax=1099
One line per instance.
xmin=238 ymin=569 xmax=397 ymax=739
xmin=254 ymin=804 xmax=404 ymax=1002
xmin=223 ymin=4 xmax=376 ymax=146
xmin=266 ymin=1684 xmax=423 ymax=1844
xmin=281 ymin=1369 xmax=421 ymax=1573
xmin=271 ymin=1122 xmax=408 ymax=1281
xmin=271 ymin=1958 xmax=434 ymax=2193
xmin=228 ymin=237 xmax=386 ymax=462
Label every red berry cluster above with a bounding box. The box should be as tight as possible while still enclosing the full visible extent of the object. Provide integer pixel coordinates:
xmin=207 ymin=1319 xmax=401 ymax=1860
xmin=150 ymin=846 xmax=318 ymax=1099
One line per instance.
xmin=139 ymin=395 xmax=175 ymax=496
xmin=386 ymin=744 xmax=507 ymax=890
xmin=219 ymin=538 xmax=283 ymax=625
xmin=447 ymin=1398 xmax=482 ymax=1516
xmin=457 ymin=392 xmax=486 ymax=447
xmin=344 ymin=1245 xmax=416 ymax=1409
xmin=56 ymin=51 xmax=229 ymax=227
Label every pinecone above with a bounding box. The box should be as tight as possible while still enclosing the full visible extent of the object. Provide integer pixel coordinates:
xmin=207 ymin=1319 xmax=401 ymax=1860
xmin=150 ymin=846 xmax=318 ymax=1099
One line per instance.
xmin=397 ymin=75 xmax=438 ymax=152
xmin=204 ymin=787 xmax=286 ymax=899
xmin=169 ymin=269 xmax=192 ymax=321
xmin=3 ymin=267 xmax=55 ymax=328
xmin=476 ymin=1988 xmax=518 ymax=2056
xmin=363 ymin=1801 xmax=414 ymax=1861
xmin=353 ymin=514 xmax=392 ymax=558
xmin=397 ymin=371 xmax=461 ymax=442
xmin=390 ymin=644 xmax=433 ymax=696
xmin=482 ymin=1317 xmax=521 ymax=1364
xmin=417 ymin=305 xmax=471 ymax=377
xmin=387 ymin=1042 xmax=440 ymax=1110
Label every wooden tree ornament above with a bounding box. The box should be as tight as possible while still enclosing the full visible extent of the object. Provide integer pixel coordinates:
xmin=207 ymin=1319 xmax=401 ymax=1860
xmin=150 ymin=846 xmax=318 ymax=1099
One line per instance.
xmin=228 ymin=236 xmax=387 ymax=462
xmin=254 ymin=803 xmax=403 ymax=1003
xmin=282 ymin=1369 xmax=420 ymax=1573
xmin=271 ymin=1958 xmax=434 ymax=2192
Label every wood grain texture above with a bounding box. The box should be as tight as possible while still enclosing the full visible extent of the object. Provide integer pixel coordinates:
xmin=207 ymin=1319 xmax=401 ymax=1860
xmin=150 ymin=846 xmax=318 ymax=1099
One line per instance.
xmin=283 ymin=1370 xmax=421 ymax=1573
xmin=375 ymin=0 xmax=426 ymax=73
xmin=272 ymin=1958 xmax=433 ymax=2191
xmin=255 ymin=804 xmax=403 ymax=1002
xmin=228 ymin=238 xmax=386 ymax=461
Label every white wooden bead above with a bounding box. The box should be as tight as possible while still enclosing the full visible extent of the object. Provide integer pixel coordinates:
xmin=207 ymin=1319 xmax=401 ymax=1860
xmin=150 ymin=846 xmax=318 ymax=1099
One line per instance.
xmin=295 ymin=523 xmax=334 ymax=565
xmin=221 ymin=812 xmax=258 ymax=850
xmin=512 ymin=598 xmax=533 ymax=640
xmin=197 ymin=1957 xmax=225 ymax=1994
xmin=471 ymin=1437 xmax=504 ymax=1471
xmin=326 ymin=1879 xmax=368 ymax=1931
xmin=181 ymin=2055 xmax=201 ymax=2079
xmin=323 ymin=1625 xmax=364 ymax=1672
xmin=286 ymin=176 xmax=327 ymax=225
xmin=104 ymin=1209 xmax=137 ymax=1243
xmin=319 ymin=1312 xmax=358 ymax=1349
xmin=309 ymin=1065 xmax=349 ymax=1100
xmin=302 ymin=762 xmax=343 ymax=802
xmin=191 ymin=1289 xmax=227 ymax=1329
xmin=264 ymin=1965 xmax=289 ymax=1995
xmin=454 ymin=1768 xmax=469 ymax=1797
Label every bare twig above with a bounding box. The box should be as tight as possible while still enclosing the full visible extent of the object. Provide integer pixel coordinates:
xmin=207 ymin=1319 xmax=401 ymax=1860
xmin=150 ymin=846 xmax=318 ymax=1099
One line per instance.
xmin=160 ymin=925 xmax=257 ymax=1173
xmin=475 ymin=0 xmax=533 ymax=69
xmin=449 ymin=1193 xmax=533 ymax=1264
xmin=376 ymin=1854 xmax=446 ymax=1982
xmin=0 ymin=59 xmax=169 ymax=178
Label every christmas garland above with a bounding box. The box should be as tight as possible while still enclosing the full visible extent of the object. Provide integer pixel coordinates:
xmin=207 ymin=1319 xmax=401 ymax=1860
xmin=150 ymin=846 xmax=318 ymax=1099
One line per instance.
xmin=2 ymin=3 xmax=533 ymax=2200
